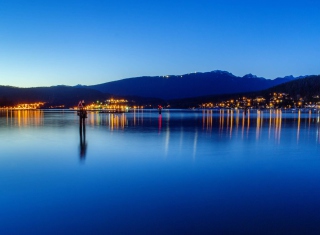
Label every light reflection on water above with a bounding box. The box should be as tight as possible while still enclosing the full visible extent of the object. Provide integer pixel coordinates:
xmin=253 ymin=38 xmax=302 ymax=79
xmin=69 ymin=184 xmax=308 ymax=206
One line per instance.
xmin=2 ymin=108 xmax=320 ymax=159
xmin=2 ymin=109 xmax=304 ymax=137
xmin=2 ymin=109 xmax=44 ymax=127
xmin=82 ymin=109 xmax=320 ymax=142
xmin=1 ymin=109 xmax=320 ymax=234
xmin=2 ymin=108 xmax=320 ymax=161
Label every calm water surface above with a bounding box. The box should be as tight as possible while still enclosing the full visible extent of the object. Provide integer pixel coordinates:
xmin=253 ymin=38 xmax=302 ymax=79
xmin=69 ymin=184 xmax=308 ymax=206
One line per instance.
xmin=1 ymin=109 xmax=320 ymax=234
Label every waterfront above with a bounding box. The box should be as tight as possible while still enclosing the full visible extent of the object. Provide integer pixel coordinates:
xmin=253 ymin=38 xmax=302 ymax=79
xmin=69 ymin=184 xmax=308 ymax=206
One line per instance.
xmin=1 ymin=109 xmax=320 ymax=234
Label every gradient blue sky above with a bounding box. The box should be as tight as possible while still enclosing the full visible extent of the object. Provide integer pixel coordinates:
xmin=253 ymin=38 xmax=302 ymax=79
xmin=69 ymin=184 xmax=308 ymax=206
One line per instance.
xmin=0 ymin=0 xmax=319 ymax=87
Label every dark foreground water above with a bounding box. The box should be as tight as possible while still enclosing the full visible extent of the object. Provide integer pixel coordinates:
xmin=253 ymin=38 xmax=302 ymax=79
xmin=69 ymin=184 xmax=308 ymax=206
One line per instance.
xmin=1 ymin=109 xmax=320 ymax=234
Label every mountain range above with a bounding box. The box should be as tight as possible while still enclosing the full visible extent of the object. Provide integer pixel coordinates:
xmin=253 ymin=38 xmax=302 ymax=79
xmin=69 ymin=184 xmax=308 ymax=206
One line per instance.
xmin=87 ymin=70 xmax=300 ymax=100
xmin=0 ymin=86 xmax=107 ymax=108
xmin=0 ymin=70 xmax=317 ymax=108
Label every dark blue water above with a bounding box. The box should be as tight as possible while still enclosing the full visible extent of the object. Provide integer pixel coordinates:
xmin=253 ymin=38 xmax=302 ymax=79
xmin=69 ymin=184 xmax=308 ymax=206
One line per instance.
xmin=1 ymin=109 xmax=320 ymax=234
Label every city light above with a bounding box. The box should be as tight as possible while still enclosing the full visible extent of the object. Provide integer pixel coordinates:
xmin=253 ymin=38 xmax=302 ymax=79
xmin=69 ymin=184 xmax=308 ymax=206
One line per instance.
xmin=0 ymin=102 xmax=45 ymax=109
xmin=198 ymin=92 xmax=312 ymax=110
xmin=72 ymin=98 xmax=130 ymax=112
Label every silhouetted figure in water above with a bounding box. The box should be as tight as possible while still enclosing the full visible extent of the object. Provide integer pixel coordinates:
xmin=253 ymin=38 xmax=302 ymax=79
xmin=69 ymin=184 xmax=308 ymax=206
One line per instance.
xmin=77 ymin=100 xmax=87 ymax=118
xmin=244 ymin=107 xmax=248 ymax=116
xmin=79 ymin=120 xmax=87 ymax=160
xmin=78 ymin=100 xmax=87 ymax=160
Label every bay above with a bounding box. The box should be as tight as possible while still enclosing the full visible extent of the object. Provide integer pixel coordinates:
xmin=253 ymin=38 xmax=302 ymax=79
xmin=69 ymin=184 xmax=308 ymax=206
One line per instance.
xmin=1 ymin=109 xmax=320 ymax=234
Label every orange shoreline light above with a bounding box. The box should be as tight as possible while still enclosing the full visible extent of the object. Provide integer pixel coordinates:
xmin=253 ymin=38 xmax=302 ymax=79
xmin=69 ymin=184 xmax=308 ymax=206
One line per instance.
xmin=0 ymin=102 xmax=45 ymax=110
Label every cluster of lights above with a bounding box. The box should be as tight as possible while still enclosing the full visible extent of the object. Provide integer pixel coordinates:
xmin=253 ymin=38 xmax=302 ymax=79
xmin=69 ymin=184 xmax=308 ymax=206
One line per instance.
xmin=201 ymin=97 xmax=252 ymax=109
xmin=200 ymin=93 xmax=302 ymax=109
xmin=132 ymin=106 xmax=144 ymax=109
xmin=0 ymin=102 xmax=45 ymax=109
xmin=74 ymin=99 xmax=130 ymax=112
xmin=106 ymin=99 xmax=128 ymax=104
xmin=200 ymin=92 xmax=320 ymax=110
xmin=268 ymin=93 xmax=293 ymax=108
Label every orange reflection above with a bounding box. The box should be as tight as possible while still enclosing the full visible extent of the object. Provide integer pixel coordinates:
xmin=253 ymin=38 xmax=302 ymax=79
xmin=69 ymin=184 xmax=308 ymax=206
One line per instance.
xmin=268 ymin=109 xmax=273 ymax=140
xmin=5 ymin=110 xmax=44 ymax=127
xmin=236 ymin=110 xmax=240 ymax=131
xmin=226 ymin=110 xmax=230 ymax=131
xmin=87 ymin=111 xmax=101 ymax=126
xmin=256 ymin=110 xmax=261 ymax=140
xmin=209 ymin=110 xmax=213 ymax=131
xmin=108 ymin=113 xmax=127 ymax=130
xmin=308 ymin=110 xmax=312 ymax=131
xmin=274 ymin=109 xmax=282 ymax=143
xmin=219 ymin=109 xmax=224 ymax=132
xmin=202 ymin=110 xmax=213 ymax=131
xmin=241 ymin=112 xmax=245 ymax=139
xmin=89 ymin=111 xmax=95 ymax=126
xmin=229 ymin=110 xmax=233 ymax=138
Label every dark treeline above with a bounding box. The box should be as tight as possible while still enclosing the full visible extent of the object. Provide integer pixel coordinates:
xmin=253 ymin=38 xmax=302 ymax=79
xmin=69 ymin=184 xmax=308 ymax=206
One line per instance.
xmin=264 ymin=75 xmax=320 ymax=99
xmin=0 ymin=96 xmax=14 ymax=107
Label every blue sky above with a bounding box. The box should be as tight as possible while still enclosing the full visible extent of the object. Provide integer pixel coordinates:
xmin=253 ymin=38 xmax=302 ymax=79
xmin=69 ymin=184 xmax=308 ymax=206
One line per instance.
xmin=0 ymin=0 xmax=319 ymax=87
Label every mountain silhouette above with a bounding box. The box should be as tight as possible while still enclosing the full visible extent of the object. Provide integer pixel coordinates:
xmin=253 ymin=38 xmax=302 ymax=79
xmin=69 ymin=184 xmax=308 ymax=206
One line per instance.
xmin=88 ymin=70 xmax=296 ymax=99
xmin=0 ymin=70 xmax=314 ymax=108
xmin=168 ymin=75 xmax=320 ymax=108
xmin=0 ymin=86 xmax=107 ymax=107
